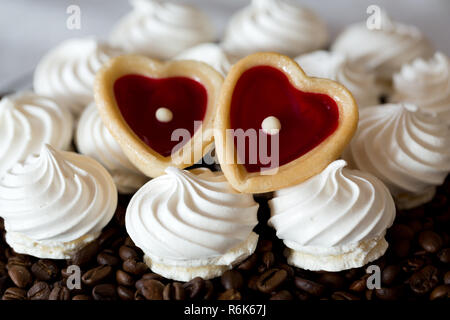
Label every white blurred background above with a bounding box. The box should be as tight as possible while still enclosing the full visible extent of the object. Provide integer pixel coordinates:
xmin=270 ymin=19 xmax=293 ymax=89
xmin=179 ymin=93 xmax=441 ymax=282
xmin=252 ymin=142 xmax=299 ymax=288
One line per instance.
xmin=1 ymin=0 xmax=449 ymax=92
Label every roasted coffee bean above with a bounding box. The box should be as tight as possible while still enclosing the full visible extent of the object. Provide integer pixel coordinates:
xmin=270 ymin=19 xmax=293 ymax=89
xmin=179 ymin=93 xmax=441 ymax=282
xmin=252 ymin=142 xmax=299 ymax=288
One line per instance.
xmin=71 ymin=240 xmax=100 ymax=267
xmin=294 ymin=289 xmax=310 ymax=301
xmin=92 ymin=284 xmax=117 ymax=300
xmin=0 ymin=261 xmax=6 ymax=277
xmin=418 ymin=230 xmax=443 ymax=253
xmin=237 ymin=254 xmax=258 ymax=271
xmin=60 ymin=268 xmax=72 ymax=279
xmin=277 ymin=263 xmax=295 ymax=278
xmin=116 ymin=270 xmax=135 ymax=287
xmin=203 ymin=280 xmax=215 ymax=300
xmin=123 ymin=258 xmax=148 ymax=275
xmin=221 ymin=270 xmax=244 ymax=290
xmin=97 ymin=228 xmax=120 ymax=248
xmin=437 ymin=248 xmax=450 ymax=264
xmin=270 ymin=290 xmax=293 ymax=300
xmin=382 ymin=265 xmax=402 ymax=286
xmin=247 ymin=275 xmax=259 ymax=291
xmin=406 ymin=257 xmax=426 ymax=272
xmin=349 ymin=277 xmax=368 ymax=293
xmin=31 ymin=259 xmax=58 ymax=281
xmin=218 ymin=289 xmax=241 ymax=300
xmin=409 ymin=265 xmax=440 ymax=295
xmin=7 ymin=255 xmax=32 ymax=269
xmin=163 ymin=282 xmax=185 ymax=300
xmin=141 ymin=272 xmax=165 ymax=282
xmin=407 ymin=220 xmax=423 ymax=234
xmin=8 ymin=265 xmax=32 ymax=288
xmin=2 ymin=287 xmax=27 ymax=300
xmin=317 ymin=273 xmax=346 ymax=291
xmin=444 ymin=271 xmax=450 ymax=285
xmin=257 ymin=269 xmax=287 ymax=294
xmin=139 ymin=279 xmax=164 ymax=300
xmin=72 ymin=294 xmax=91 ymax=300
xmin=331 ymin=291 xmax=360 ymax=300
xmin=117 ymin=285 xmax=134 ymax=301
xmin=114 ymin=207 xmax=126 ymax=227
xmin=0 ymin=275 xmax=8 ymax=296
xmin=429 ymin=285 xmax=450 ymax=300
xmin=183 ymin=277 xmax=205 ymax=299
xmin=375 ymin=286 xmax=404 ymax=301
xmin=390 ymin=224 xmax=414 ymax=241
xmin=97 ymin=250 xmax=120 ymax=267
xmin=294 ymin=277 xmax=325 ymax=297
xmin=82 ymin=265 xmax=113 ymax=286
xmin=27 ymin=281 xmax=50 ymax=300
xmin=344 ymin=268 xmax=361 ymax=281
xmin=49 ymin=284 xmax=70 ymax=300
xmin=256 ymin=240 xmax=272 ymax=253
xmin=119 ymin=245 xmax=139 ymax=261
xmin=262 ymin=252 xmax=275 ymax=269
xmin=124 ymin=237 xmax=135 ymax=247
xmin=392 ymin=239 xmax=411 ymax=258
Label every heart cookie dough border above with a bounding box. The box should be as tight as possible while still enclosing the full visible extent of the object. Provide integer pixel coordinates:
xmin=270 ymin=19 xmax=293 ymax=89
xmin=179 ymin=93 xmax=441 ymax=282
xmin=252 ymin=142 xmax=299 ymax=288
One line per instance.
xmin=94 ymin=55 xmax=223 ymax=178
xmin=214 ymin=52 xmax=359 ymax=193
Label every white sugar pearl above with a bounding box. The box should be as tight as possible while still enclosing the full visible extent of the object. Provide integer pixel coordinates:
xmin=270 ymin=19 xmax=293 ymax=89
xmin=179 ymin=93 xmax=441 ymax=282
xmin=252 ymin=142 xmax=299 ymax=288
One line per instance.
xmin=261 ymin=116 xmax=281 ymax=135
xmin=155 ymin=107 xmax=173 ymax=123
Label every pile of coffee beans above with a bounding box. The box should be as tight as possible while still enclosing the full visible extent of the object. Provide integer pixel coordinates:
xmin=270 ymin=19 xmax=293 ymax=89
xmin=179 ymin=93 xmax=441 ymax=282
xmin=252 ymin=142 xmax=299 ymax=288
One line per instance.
xmin=0 ymin=178 xmax=449 ymax=301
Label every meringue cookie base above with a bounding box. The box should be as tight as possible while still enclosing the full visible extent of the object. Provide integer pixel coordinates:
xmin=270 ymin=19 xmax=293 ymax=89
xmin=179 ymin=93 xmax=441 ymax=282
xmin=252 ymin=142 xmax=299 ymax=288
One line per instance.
xmin=5 ymin=231 xmax=100 ymax=260
xmin=143 ymin=232 xmax=258 ymax=281
xmin=394 ymin=187 xmax=436 ymax=210
xmin=284 ymin=236 xmax=388 ymax=272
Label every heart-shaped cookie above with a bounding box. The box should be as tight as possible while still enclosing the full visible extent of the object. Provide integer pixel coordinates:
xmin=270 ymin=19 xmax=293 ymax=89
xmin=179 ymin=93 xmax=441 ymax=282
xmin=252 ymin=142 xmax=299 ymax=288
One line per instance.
xmin=94 ymin=55 xmax=223 ymax=177
xmin=215 ymin=53 xmax=358 ymax=193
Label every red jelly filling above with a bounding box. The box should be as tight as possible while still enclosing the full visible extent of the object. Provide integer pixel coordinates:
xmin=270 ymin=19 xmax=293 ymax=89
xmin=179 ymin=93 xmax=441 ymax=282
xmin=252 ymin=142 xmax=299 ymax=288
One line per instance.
xmin=114 ymin=74 xmax=207 ymax=157
xmin=230 ymin=66 xmax=339 ymax=173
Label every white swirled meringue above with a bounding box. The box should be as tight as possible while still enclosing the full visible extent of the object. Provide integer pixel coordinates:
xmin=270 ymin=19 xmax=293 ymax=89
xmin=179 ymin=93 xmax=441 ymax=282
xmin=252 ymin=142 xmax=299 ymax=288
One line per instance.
xmin=343 ymin=103 xmax=450 ymax=209
xmin=0 ymin=92 xmax=73 ymax=175
xmin=222 ymin=0 xmax=328 ymax=59
xmin=126 ymin=167 xmax=259 ymax=281
xmin=174 ymin=43 xmax=233 ymax=76
xmin=295 ymin=50 xmax=379 ymax=108
xmin=268 ymin=160 xmax=395 ymax=272
xmin=76 ymin=102 xmax=148 ymax=194
xmin=33 ymin=37 xmax=123 ymax=116
xmin=332 ymin=14 xmax=433 ymax=86
xmin=393 ymin=52 xmax=450 ymax=125
xmin=0 ymin=145 xmax=117 ymax=259
xmin=110 ymin=0 xmax=214 ymax=60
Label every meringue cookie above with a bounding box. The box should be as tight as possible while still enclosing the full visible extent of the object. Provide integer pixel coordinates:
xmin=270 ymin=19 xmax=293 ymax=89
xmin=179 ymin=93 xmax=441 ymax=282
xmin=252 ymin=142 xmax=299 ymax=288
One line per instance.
xmin=222 ymin=0 xmax=328 ymax=59
xmin=332 ymin=13 xmax=433 ymax=86
xmin=268 ymin=160 xmax=395 ymax=272
xmin=343 ymin=103 xmax=450 ymax=209
xmin=76 ymin=102 xmax=148 ymax=194
xmin=174 ymin=43 xmax=233 ymax=76
xmin=295 ymin=50 xmax=379 ymax=107
xmin=110 ymin=0 xmax=215 ymax=60
xmin=33 ymin=37 xmax=123 ymax=116
xmin=0 ymin=145 xmax=117 ymax=259
xmin=393 ymin=52 xmax=450 ymax=125
xmin=0 ymin=92 xmax=73 ymax=175
xmin=126 ymin=167 xmax=259 ymax=281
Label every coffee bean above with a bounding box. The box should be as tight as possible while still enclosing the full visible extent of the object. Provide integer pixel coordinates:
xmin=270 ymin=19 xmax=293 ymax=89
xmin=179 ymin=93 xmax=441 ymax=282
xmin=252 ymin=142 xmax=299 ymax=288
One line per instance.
xmin=262 ymin=252 xmax=275 ymax=269
xmin=141 ymin=272 xmax=165 ymax=282
xmin=221 ymin=270 xmax=244 ymax=290
xmin=418 ymin=230 xmax=443 ymax=253
xmin=203 ymin=280 xmax=215 ymax=300
xmin=437 ymin=248 xmax=450 ymax=264
xmin=82 ymin=265 xmax=113 ymax=286
xmin=7 ymin=255 xmax=32 ymax=269
xmin=72 ymin=294 xmax=91 ymax=300
xmin=124 ymin=237 xmax=135 ymax=247
xmin=257 ymin=269 xmax=287 ymax=294
xmin=247 ymin=275 xmax=259 ymax=291
xmin=97 ymin=228 xmax=120 ymax=248
xmin=344 ymin=268 xmax=361 ymax=281
xmin=406 ymin=257 xmax=426 ymax=272
xmin=31 ymin=259 xmax=58 ymax=281
xmin=429 ymin=285 xmax=450 ymax=300
xmin=8 ymin=265 xmax=32 ymax=288
xmin=138 ymin=279 xmax=164 ymax=300
xmin=270 ymin=290 xmax=293 ymax=300
xmin=183 ymin=277 xmax=205 ymax=299
xmin=163 ymin=282 xmax=185 ymax=300
xmin=92 ymin=284 xmax=117 ymax=300
xmin=114 ymin=207 xmax=126 ymax=227
xmin=218 ymin=289 xmax=241 ymax=300
xmin=119 ymin=245 xmax=139 ymax=261
xmin=277 ymin=263 xmax=295 ymax=278
xmin=97 ymin=250 xmax=120 ymax=267
xmin=117 ymin=285 xmax=134 ymax=301
xmin=71 ymin=240 xmax=100 ymax=267
xmin=116 ymin=270 xmax=135 ymax=287
xmin=123 ymin=258 xmax=148 ymax=275
xmin=0 ymin=275 xmax=8 ymax=296
xmin=390 ymin=224 xmax=414 ymax=241
xmin=392 ymin=239 xmax=411 ymax=258
xmin=49 ymin=284 xmax=70 ymax=300
xmin=317 ymin=273 xmax=346 ymax=291
xmin=256 ymin=240 xmax=272 ymax=253
xmin=237 ymin=254 xmax=258 ymax=271
xmin=27 ymin=281 xmax=50 ymax=300
xmin=407 ymin=220 xmax=422 ymax=234
xmin=331 ymin=291 xmax=360 ymax=300
xmin=375 ymin=286 xmax=404 ymax=301
xmin=294 ymin=277 xmax=325 ymax=297
xmin=409 ymin=265 xmax=440 ymax=295
xmin=444 ymin=271 xmax=450 ymax=285
xmin=349 ymin=277 xmax=368 ymax=293
xmin=2 ymin=287 xmax=27 ymax=300
xmin=382 ymin=265 xmax=402 ymax=286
